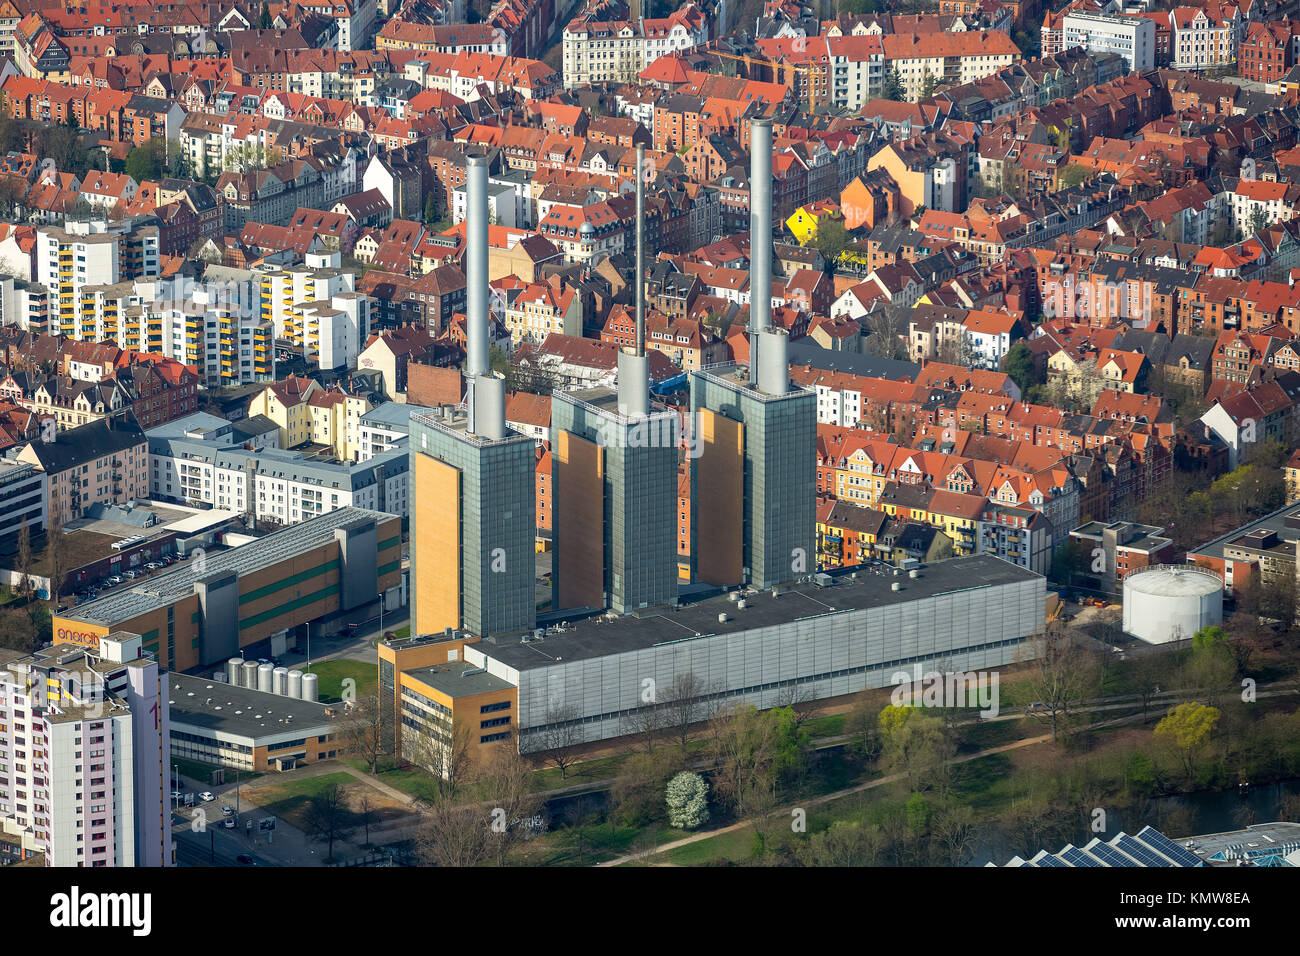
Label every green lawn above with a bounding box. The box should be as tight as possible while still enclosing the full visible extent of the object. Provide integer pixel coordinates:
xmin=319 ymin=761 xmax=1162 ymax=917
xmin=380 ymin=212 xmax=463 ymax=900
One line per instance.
xmin=306 ymin=659 xmax=376 ymax=702
xmin=248 ymin=772 xmax=355 ymax=829
xmin=389 ymin=625 xmax=411 ymax=640
xmin=170 ymin=757 xmax=246 ymax=787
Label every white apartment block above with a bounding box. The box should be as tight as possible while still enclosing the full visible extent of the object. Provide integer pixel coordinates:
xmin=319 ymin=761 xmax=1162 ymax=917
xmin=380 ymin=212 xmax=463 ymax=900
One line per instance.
xmin=36 ymin=220 xmax=160 ymax=338
xmin=147 ymin=413 xmax=412 ymax=523
xmin=1062 ymin=12 xmax=1155 ymax=72
xmin=257 ymin=260 xmax=370 ymax=371
xmin=562 ymin=5 xmax=709 ymax=90
xmin=0 ymin=634 xmax=170 ymax=867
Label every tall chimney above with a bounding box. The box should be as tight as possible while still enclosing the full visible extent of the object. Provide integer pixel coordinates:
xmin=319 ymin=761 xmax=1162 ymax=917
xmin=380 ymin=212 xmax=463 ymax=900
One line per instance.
xmin=749 ymin=117 xmax=773 ymax=386
xmin=466 ymin=153 xmax=505 ymax=440
xmin=617 ymin=144 xmax=649 ymax=417
xmin=465 ymin=154 xmax=490 ymax=380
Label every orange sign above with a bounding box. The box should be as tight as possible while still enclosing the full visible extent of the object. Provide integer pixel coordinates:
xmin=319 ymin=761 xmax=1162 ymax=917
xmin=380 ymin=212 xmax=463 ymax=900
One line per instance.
xmin=55 ymin=627 xmax=102 ymax=650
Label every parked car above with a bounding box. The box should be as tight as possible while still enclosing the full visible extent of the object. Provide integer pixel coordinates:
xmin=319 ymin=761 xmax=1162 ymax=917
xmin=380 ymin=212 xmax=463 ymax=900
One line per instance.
xmin=222 ymin=818 xmax=236 ymax=829
xmin=145 ymin=562 xmax=160 ymax=571
xmin=124 ymin=570 xmax=138 ymax=579
xmin=222 ymin=806 xmax=235 ymax=816
xmin=199 ymin=791 xmax=215 ymax=802
xmin=108 ymin=575 xmax=123 ymax=585
xmin=170 ymin=790 xmax=182 ymax=802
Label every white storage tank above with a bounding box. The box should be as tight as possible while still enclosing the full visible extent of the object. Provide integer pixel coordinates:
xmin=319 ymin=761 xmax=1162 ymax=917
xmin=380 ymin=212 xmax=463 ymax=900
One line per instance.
xmin=273 ymin=667 xmax=288 ymax=696
xmin=1122 ymin=565 xmax=1223 ymax=645
xmin=301 ymin=672 xmax=319 ymax=703
xmin=226 ymin=658 xmax=243 ymax=686
xmin=257 ymin=663 xmax=274 ymax=693
xmin=287 ymin=669 xmax=303 ymax=699
xmin=241 ymin=660 xmax=258 ymax=688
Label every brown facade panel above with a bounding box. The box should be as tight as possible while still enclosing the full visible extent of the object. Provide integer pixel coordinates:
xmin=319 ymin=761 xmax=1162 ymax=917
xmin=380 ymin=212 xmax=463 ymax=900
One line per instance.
xmin=696 ymin=407 xmax=744 ymax=587
xmin=414 ymin=453 xmax=462 ymax=637
xmin=555 ymin=428 xmax=605 ymax=610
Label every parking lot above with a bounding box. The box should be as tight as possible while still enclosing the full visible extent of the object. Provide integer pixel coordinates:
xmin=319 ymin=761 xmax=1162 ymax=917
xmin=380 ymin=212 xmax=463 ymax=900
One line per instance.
xmin=69 ymin=551 xmax=186 ymax=607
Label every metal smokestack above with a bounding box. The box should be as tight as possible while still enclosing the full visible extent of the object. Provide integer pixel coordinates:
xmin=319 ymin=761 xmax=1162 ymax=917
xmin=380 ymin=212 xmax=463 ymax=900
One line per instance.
xmin=618 ymin=145 xmax=649 ymax=418
xmin=466 ymin=153 xmax=505 ymax=439
xmin=749 ymin=117 xmax=773 ymax=386
xmin=635 ymin=143 xmax=645 ymax=359
xmin=466 ymin=154 xmax=490 ymax=380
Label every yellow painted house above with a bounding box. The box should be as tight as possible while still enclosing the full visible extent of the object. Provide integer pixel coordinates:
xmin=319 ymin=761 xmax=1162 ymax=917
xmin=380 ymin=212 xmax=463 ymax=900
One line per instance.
xmin=785 ymin=201 xmax=843 ymax=246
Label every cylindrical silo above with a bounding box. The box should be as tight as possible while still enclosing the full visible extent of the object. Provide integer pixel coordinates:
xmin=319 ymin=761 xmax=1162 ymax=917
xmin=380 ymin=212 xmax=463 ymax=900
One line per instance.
xmin=1122 ymin=566 xmax=1224 ymax=645
xmin=257 ymin=663 xmax=274 ymax=693
xmin=241 ymin=660 xmax=258 ymax=689
xmin=301 ymin=672 xmax=319 ymax=703
xmin=226 ymin=658 xmax=242 ymax=686
xmin=287 ymin=669 xmax=303 ymax=699
xmin=273 ymin=667 xmax=288 ymax=696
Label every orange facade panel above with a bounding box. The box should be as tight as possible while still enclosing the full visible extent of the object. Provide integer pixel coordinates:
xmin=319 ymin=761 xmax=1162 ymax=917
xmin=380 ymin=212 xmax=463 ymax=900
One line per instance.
xmin=555 ymin=429 xmax=605 ymax=610
xmin=553 ymin=429 xmax=603 ymax=608
xmin=695 ymin=407 xmax=744 ymax=587
xmin=414 ymin=453 xmax=462 ymax=637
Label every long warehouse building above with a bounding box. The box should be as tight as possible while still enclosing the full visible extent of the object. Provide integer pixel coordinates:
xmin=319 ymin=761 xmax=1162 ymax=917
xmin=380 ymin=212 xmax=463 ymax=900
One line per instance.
xmin=51 ymin=507 xmax=402 ymax=670
xmin=388 ymin=554 xmax=1046 ymax=757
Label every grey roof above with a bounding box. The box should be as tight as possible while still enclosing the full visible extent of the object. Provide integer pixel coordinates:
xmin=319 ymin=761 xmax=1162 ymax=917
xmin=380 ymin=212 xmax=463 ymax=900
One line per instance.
xmin=17 ymin=416 xmax=146 ymax=472
xmin=360 ymin=401 xmax=437 ymax=431
xmin=167 ymin=672 xmax=338 ymax=741
xmin=480 ymin=554 xmax=1041 ymax=672
xmin=230 ymin=414 xmax=278 ymax=440
xmin=788 ymin=338 xmax=921 ymax=381
xmin=405 ymin=661 xmax=514 ymax=698
xmin=62 ymin=506 xmax=396 ymax=628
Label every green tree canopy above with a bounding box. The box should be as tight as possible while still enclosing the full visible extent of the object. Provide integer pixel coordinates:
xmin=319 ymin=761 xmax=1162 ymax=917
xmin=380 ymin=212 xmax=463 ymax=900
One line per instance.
xmin=1002 ymin=340 xmax=1038 ymax=394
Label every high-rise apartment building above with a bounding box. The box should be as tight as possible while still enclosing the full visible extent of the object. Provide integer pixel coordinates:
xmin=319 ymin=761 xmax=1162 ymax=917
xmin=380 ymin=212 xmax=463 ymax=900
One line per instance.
xmin=35 ymin=219 xmax=160 ymax=338
xmin=0 ymin=633 xmax=170 ymax=867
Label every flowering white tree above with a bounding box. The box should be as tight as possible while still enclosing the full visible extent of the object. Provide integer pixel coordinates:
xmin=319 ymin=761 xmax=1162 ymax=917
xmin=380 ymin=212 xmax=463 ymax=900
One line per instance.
xmin=665 ymin=771 xmax=709 ymax=830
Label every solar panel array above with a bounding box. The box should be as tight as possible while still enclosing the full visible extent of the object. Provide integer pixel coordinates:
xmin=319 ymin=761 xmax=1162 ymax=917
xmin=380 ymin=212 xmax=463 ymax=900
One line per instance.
xmin=998 ymin=828 xmax=1203 ymax=867
xmin=1135 ymin=827 xmax=1204 ymax=867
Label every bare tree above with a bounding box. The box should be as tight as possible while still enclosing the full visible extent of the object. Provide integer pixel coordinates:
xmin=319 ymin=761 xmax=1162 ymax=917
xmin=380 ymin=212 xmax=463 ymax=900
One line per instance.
xmin=15 ymin=518 xmax=33 ymax=597
xmin=478 ymin=742 xmax=544 ymax=867
xmin=339 ymin=695 xmax=385 ymax=773
xmin=410 ymin=715 xmax=474 ymax=801
xmin=531 ymin=703 xmax=584 ymax=779
xmin=931 ymin=804 xmax=976 ymax=866
xmin=301 ymin=782 xmax=358 ymax=861
xmin=620 ymin=700 xmax=670 ymax=753
xmin=1018 ymin=620 xmax=1094 ymax=741
xmin=772 ymin=681 xmax=821 ymax=730
xmin=46 ymin=493 xmax=67 ymax=608
xmin=862 ymin=302 xmax=910 ymax=361
xmin=660 ymin=672 xmax=715 ymax=752
xmin=417 ymin=800 xmax=492 ymax=867
xmin=357 ymin=793 xmax=375 ymax=847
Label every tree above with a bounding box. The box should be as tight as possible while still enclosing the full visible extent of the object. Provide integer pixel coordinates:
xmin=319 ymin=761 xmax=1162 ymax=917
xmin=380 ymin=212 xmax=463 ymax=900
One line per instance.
xmin=1058 ymin=164 xmax=1091 ymax=192
xmin=410 ymin=714 xmax=473 ymax=801
xmin=259 ymin=2 xmax=272 ymax=28
xmin=1002 ymin=341 xmax=1038 ymax=395
xmin=660 ymin=671 xmax=714 ymax=752
xmin=884 ymin=69 xmax=905 ymax=102
xmin=339 ymin=695 xmax=385 ymax=773
xmin=1247 ymin=206 xmax=1269 ymax=237
xmin=531 ymin=703 xmax=583 ymax=779
xmin=356 ymin=793 xmax=375 ymax=847
xmin=876 ymin=705 xmax=955 ymax=796
xmin=796 ymin=820 xmax=885 ymax=866
xmin=1127 ymin=648 xmax=1173 ymax=718
xmin=46 ymin=492 xmax=68 ymax=608
xmin=301 ymin=782 xmax=358 ymax=861
xmin=1154 ymin=702 xmax=1220 ymax=778
xmin=423 ymin=193 xmax=438 ymax=226
xmin=861 ymin=302 xmax=910 ymax=361
xmin=1018 ymin=620 xmax=1093 ymax=741
xmin=620 ymin=698 xmax=670 ymax=753
xmin=665 ymin=771 xmax=709 ymax=829
xmin=931 ymin=804 xmax=975 ymax=866
xmin=611 ymin=748 xmax=681 ymax=827
xmin=1182 ymin=625 xmax=1237 ymax=707
xmin=15 ymin=518 xmax=33 ymax=597
xmin=811 ymin=217 xmax=850 ymax=265
xmin=478 ymin=744 xmax=543 ymax=867
xmin=918 ymin=69 xmax=940 ymax=100
xmin=125 ymin=138 xmax=166 ymax=183
xmin=417 ymin=800 xmax=491 ymax=867
xmin=707 ymin=704 xmax=808 ymax=820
